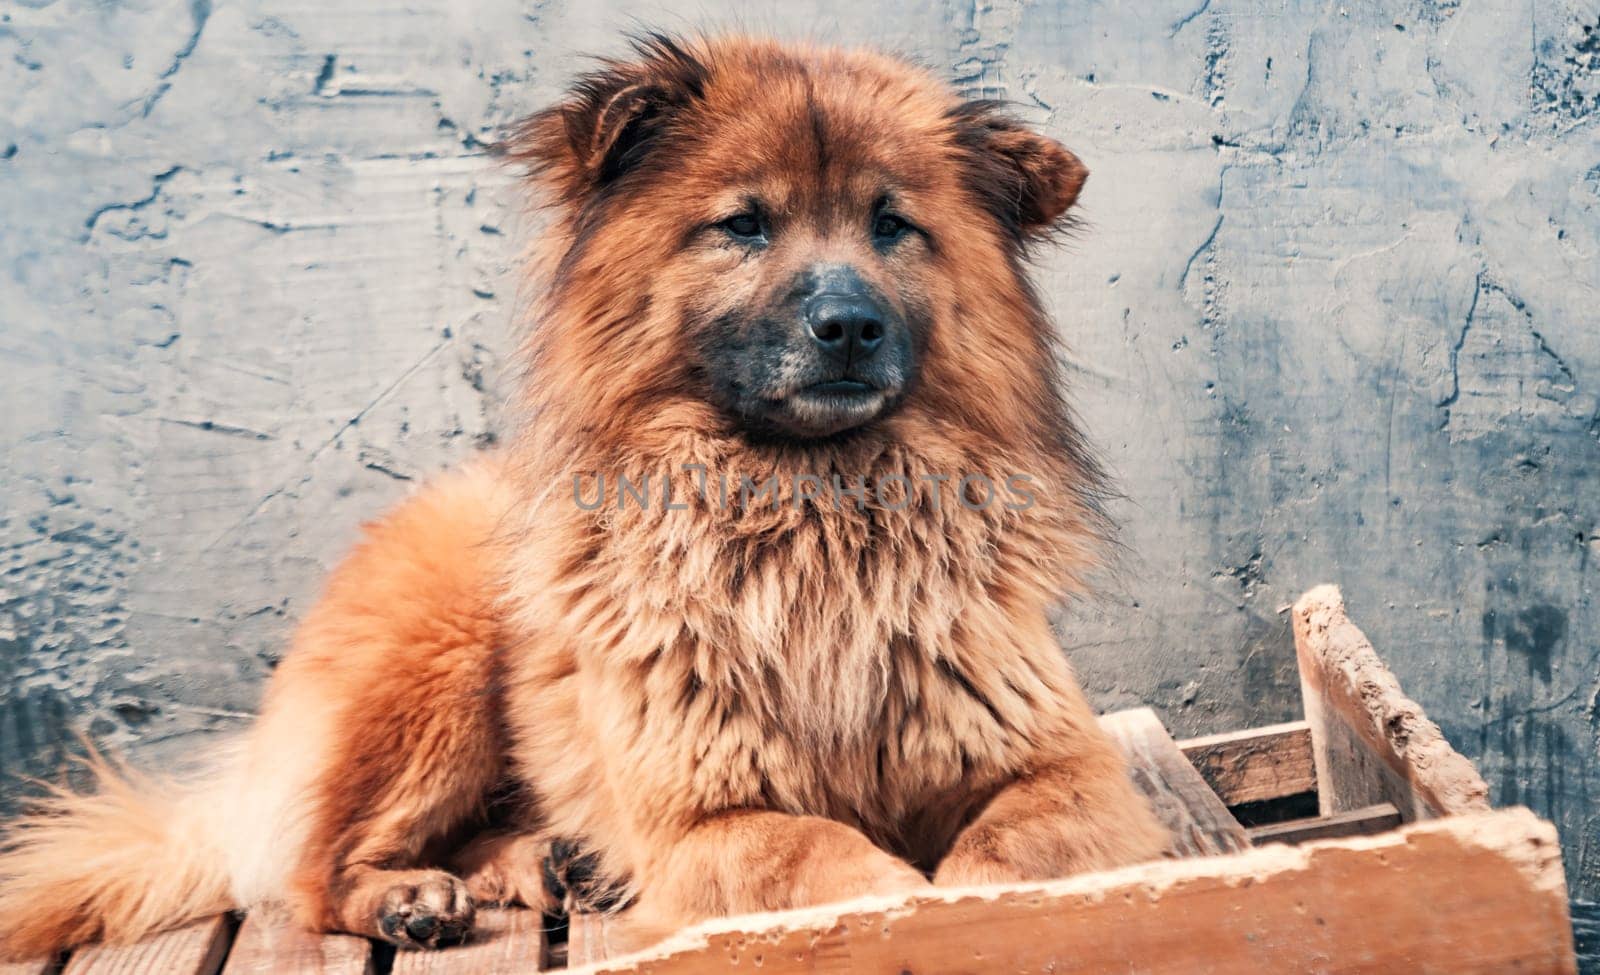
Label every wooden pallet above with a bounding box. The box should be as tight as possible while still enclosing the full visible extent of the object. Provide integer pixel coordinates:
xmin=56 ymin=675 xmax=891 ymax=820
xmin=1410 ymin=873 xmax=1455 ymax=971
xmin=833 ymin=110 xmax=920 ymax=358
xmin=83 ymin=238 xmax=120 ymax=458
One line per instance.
xmin=10 ymin=586 xmax=1577 ymax=973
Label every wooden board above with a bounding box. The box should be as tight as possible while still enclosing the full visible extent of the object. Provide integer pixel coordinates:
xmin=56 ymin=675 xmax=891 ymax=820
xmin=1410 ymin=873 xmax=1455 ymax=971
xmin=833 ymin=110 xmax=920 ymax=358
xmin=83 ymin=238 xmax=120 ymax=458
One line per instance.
xmin=1178 ymin=720 xmax=1315 ymax=806
xmin=389 ymin=908 xmax=546 ymax=975
xmin=568 ymin=915 xmax=598 ymax=968
xmin=1101 ymin=707 xmax=1251 ymax=856
xmin=62 ymin=915 xmax=233 ymax=975
xmin=1249 ymin=802 xmax=1403 ymax=846
xmin=1292 ymin=585 xmax=1490 ymax=820
xmin=222 ymin=911 xmax=371 ymax=975
xmin=569 ymin=809 xmax=1575 ymax=975
xmin=568 ymin=913 xmax=619 ymax=969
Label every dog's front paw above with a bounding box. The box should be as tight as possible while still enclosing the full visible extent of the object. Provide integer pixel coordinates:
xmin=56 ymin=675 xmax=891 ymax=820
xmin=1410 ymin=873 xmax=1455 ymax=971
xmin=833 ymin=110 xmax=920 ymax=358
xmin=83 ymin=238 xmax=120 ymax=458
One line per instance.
xmin=375 ymin=871 xmax=475 ymax=949
xmin=454 ymin=831 xmax=553 ymax=910
xmin=932 ymin=826 xmax=1036 ymax=887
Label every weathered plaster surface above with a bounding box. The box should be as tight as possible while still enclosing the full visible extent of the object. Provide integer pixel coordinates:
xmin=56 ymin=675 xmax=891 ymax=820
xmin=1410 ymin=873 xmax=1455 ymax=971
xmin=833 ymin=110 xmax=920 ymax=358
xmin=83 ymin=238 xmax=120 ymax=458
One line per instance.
xmin=1 ymin=0 xmax=1596 ymax=915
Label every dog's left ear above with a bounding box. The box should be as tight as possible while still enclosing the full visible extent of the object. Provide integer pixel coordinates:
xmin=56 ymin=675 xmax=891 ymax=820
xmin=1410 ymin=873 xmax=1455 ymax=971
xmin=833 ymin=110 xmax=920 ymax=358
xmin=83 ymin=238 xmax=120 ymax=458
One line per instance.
xmin=951 ymin=101 xmax=1088 ymax=241
xmin=503 ymin=33 xmax=706 ymax=207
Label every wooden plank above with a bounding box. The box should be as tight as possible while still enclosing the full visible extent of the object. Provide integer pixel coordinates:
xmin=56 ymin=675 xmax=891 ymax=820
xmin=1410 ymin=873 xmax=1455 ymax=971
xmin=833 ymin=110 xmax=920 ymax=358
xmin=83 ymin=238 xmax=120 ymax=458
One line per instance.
xmin=1292 ymin=585 xmax=1490 ymax=820
xmin=222 ymin=911 xmax=371 ymax=975
xmin=1178 ymin=720 xmax=1315 ymax=806
xmin=62 ymin=915 xmax=233 ymax=975
xmin=389 ymin=908 xmax=545 ymax=974
xmin=570 ymin=809 xmax=1575 ymax=975
xmin=568 ymin=914 xmax=597 ymax=968
xmin=567 ymin=912 xmax=665 ymax=968
xmin=1249 ymin=802 xmax=1403 ymax=846
xmin=1100 ymin=707 xmax=1251 ymax=856
xmin=567 ymin=914 xmax=605 ymax=968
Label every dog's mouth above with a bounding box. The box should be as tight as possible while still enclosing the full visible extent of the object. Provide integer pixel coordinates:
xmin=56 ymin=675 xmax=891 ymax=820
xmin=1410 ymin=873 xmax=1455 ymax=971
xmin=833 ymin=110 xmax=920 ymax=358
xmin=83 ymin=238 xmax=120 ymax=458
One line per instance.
xmin=801 ymin=378 xmax=876 ymax=397
xmin=764 ymin=377 xmax=896 ymax=438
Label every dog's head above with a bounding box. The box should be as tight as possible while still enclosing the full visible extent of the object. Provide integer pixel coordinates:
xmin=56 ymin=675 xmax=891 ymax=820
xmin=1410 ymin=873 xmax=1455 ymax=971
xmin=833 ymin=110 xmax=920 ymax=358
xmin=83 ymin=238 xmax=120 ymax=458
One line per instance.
xmin=508 ymin=34 xmax=1086 ymax=446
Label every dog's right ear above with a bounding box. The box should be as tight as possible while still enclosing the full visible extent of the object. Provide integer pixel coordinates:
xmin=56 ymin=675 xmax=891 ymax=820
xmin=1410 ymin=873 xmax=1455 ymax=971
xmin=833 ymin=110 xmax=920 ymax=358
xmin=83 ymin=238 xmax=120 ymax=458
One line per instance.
xmin=949 ymin=100 xmax=1088 ymax=244
xmin=503 ymin=33 xmax=707 ymax=207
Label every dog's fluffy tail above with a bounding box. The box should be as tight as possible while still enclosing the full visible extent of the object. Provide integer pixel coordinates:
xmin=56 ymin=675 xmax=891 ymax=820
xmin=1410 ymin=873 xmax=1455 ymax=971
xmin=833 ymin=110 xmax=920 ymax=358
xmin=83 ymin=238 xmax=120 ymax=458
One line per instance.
xmin=0 ymin=748 xmax=242 ymax=960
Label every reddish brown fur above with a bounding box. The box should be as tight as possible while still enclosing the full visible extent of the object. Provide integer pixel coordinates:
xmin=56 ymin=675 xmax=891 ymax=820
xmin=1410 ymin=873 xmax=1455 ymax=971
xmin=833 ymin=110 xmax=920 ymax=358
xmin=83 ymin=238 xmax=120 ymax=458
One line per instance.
xmin=0 ymin=34 xmax=1165 ymax=960
xmin=279 ymin=457 xmax=515 ymax=940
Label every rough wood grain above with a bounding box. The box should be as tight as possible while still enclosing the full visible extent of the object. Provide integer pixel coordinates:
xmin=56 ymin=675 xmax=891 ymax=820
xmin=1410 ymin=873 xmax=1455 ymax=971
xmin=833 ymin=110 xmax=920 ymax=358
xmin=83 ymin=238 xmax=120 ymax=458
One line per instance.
xmin=570 ymin=809 xmax=1574 ymax=975
xmin=1249 ymin=802 xmax=1403 ymax=846
xmin=1293 ymin=585 xmax=1491 ymax=820
xmin=222 ymin=911 xmax=371 ymax=975
xmin=567 ymin=914 xmax=610 ymax=969
xmin=389 ymin=908 xmax=545 ymax=975
xmin=1178 ymin=720 xmax=1315 ymax=806
xmin=1101 ymin=707 xmax=1251 ymax=856
xmin=62 ymin=915 xmax=234 ymax=975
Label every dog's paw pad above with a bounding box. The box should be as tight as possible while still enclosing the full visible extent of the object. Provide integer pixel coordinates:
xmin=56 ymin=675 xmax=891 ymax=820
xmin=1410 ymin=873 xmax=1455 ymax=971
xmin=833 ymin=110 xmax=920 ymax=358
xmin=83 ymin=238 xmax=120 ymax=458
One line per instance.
xmin=376 ymin=873 xmax=475 ymax=949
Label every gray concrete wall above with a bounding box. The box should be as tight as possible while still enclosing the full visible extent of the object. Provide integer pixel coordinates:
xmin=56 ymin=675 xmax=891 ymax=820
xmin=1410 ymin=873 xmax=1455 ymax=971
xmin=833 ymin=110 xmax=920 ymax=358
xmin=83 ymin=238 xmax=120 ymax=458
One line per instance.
xmin=2 ymin=0 xmax=1596 ymax=913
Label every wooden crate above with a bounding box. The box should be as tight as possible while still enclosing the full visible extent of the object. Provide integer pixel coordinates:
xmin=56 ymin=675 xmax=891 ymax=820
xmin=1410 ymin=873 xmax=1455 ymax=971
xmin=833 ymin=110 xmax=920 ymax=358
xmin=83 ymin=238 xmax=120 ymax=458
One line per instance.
xmin=12 ymin=586 xmax=1576 ymax=973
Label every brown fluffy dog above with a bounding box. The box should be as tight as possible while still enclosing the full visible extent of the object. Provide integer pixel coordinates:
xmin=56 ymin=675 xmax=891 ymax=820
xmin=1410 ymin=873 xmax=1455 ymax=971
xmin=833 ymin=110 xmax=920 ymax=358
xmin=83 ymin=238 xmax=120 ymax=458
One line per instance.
xmin=0 ymin=34 xmax=1166 ymax=959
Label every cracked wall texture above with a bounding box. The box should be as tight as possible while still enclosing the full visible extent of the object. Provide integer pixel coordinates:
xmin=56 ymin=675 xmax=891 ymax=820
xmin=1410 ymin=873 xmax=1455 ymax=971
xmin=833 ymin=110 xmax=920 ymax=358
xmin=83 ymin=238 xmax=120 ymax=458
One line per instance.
xmin=2 ymin=0 xmax=1597 ymax=914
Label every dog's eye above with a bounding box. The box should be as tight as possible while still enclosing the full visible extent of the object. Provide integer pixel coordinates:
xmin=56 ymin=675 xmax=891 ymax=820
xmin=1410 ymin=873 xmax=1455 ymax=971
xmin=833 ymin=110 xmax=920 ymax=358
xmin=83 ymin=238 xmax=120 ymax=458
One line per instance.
xmin=721 ymin=213 xmax=764 ymax=240
xmin=873 ymin=213 xmax=910 ymax=242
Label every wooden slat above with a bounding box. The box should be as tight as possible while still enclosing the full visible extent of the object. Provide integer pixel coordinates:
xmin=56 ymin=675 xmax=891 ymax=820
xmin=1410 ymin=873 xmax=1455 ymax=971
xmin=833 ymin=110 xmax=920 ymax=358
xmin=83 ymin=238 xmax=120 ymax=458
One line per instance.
xmin=389 ymin=908 xmax=545 ymax=974
xmin=573 ymin=809 xmax=1575 ymax=974
xmin=567 ymin=914 xmax=605 ymax=968
xmin=1249 ymin=802 xmax=1403 ymax=846
xmin=222 ymin=911 xmax=371 ymax=975
xmin=1293 ymin=585 xmax=1490 ymax=820
xmin=1178 ymin=720 xmax=1316 ymax=806
xmin=567 ymin=914 xmax=597 ymax=968
xmin=1100 ymin=707 xmax=1251 ymax=856
xmin=62 ymin=915 xmax=233 ymax=975
xmin=567 ymin=912 xmax=665 ymax=968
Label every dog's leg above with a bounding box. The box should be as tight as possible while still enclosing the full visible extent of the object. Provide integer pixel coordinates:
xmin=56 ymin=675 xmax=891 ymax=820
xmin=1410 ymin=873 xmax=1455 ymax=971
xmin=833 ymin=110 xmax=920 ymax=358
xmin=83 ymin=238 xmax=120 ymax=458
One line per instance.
xmin=281 ymin=604 xmax=510 ymax=948
xmin=281 ymin=658 xmax=506 ymax=947
xmin=452 ymin=831 xmax=559 ymax=911
xmin=932 ymin=734 xmax=1167 ymax=886
xmin=282 ymin=650 xmax=507 ymax=947
xmin=271 ymin=460 xmax=517 ymax=948
xmin=630 ymin=811 xmax=929 ymax=932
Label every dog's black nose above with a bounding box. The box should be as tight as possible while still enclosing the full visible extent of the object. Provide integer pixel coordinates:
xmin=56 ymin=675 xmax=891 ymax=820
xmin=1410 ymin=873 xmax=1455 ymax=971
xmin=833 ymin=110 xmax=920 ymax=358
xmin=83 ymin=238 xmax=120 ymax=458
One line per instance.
xmin=805 ymin=293 xmax=886 ymax=363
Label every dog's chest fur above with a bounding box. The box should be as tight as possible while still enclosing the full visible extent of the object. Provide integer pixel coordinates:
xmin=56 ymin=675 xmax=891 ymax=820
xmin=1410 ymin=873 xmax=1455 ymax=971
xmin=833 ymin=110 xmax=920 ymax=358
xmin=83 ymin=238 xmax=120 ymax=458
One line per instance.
xmin=513 ymin=434 xmax=1087 ymax=858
